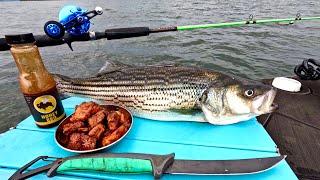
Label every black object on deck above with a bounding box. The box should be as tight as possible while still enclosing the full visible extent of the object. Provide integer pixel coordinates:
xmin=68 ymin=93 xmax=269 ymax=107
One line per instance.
xmin=257 ymin=78 xmax=320 ymax=180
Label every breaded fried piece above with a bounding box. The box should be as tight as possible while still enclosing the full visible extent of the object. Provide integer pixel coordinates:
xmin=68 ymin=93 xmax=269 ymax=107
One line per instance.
xmin=70 ymin=103 xmax=93 ymax=122
xmin=66 ymin=133 xmax=97 ymax=150
xmin=59 ymin=134 xmax=69 ymax=146
xmin=81 ymin=134 xmax=97 ymax=150
xmin=88 ymin=123 xmax=105 ymax=139
xmin=102 ymin=109 xmax=110 ymax=120
xmin=107 ymin=111 xmax=120 ymax=131
xmin=88 ymin=110 xmax=105 ymax=128
xmin=70 ymin=101 xmax=102 ymax=122
xmin=101 ymin=125 xmax=128 ymax=146
xmin=117 ymin=109 xmax=131 ymax=128
xmin=78 ymin=127 xmax=89 ymax=133
xmin=63 ymin=121 xmax=84 ymax=135
xmin=91 ymin=103 xmax=102 ymax=115
xmin=67 ymin=133 xmax=82 ymax=150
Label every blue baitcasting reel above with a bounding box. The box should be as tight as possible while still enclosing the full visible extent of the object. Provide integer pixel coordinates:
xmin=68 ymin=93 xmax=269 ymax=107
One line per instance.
xmin=44 ymin=5 xmax=103 ymax=39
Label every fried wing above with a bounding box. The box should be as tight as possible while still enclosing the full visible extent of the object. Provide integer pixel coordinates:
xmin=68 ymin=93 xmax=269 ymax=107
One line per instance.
xmin=107 ymin=111 xmax=120 ymax=131
xmin=88 ymin=123 xmax=105 ymax=139
xmin=78 ymin=127 xmax=89 ymax=133
xmin=70 ymin=102 xmax=102 ymax=122
xmin=63 ymin=121 xmax=84 ymax=135
xmin=101 ymin=125 xmax=128 ymax=146
xmin=67 ymin=133 xmax=82 ymax=150
xmin=88 ymin=110 xmax=105 ymax=128
xmin=66 ymin=133 xmax=97 ymax=151
xmin=80 ymin=134 xmax=97 ymax=150
xmin=118 ymin=109 xmax=131 ymax=128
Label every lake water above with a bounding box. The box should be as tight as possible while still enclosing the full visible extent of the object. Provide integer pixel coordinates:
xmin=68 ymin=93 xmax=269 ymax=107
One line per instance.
xmin=0 ymin=0 xmax=320 ymax=132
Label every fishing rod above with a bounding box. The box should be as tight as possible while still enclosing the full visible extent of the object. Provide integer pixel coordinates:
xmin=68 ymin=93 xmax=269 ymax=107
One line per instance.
xmin=1 ymin=5 xmax=320 ymax=51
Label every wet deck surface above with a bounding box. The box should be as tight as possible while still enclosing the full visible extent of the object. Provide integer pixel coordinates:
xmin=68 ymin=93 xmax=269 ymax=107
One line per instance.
xmin=257 ymin=78 xmax=320 ymax=180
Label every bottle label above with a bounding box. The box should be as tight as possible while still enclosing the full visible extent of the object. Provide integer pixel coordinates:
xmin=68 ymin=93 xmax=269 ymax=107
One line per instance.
xmin=24 ymin=87 xmax=66 ymax=127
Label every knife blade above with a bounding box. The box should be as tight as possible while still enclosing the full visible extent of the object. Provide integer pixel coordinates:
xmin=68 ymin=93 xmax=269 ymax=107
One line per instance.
xmin=9 ymin=153 xmax=286 ymax=180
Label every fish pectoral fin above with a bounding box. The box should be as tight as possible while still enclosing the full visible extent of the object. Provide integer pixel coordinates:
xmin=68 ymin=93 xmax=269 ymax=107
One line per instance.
xmin=203 ymin=112 xmax=257 ymax=125
xmin=200 ymin=104 xmax=249 ymax=125
xmin=96 ymin=60 xmax=134 ymax=76
xmin=169 ymin=108 xmax=202 ymax=115
xmin=205 ymin=115 xmax=256 ymax=125
xmin=131 ymin=108 xmax=206 ymax=122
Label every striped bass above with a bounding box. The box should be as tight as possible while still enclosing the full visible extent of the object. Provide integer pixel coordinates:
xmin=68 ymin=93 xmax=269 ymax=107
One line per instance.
xmin=54 ymin=62 xmax=277 ymax=125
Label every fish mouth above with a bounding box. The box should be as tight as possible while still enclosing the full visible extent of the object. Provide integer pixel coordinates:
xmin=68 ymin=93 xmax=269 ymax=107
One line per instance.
xmin=269 ymin=103 xmax=278 ymax=112
xmin=253 ymin=88 xmax=277 ymax=114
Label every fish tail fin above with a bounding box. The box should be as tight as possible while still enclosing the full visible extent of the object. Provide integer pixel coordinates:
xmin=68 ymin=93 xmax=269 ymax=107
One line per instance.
xmin=52 ymin=74 xmax=72 ymax=100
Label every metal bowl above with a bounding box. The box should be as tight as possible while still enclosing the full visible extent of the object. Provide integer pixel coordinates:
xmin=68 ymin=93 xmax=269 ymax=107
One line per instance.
xmin=55 ymin=104 xmax=133 ymax=153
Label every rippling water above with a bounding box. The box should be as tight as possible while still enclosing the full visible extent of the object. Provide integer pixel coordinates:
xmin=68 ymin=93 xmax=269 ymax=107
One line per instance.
xmin=0 ymin=0 xmax=320 ymax=132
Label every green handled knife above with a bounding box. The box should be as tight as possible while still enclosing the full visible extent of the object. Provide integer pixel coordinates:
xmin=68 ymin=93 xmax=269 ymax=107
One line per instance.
xmin=9 ymin=153 xmax=286 ymax=179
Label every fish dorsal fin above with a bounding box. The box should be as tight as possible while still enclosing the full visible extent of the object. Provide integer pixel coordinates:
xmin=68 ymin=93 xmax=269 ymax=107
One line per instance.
xmin=96 ymin=61 xmax=133 ymax=76
xmin=149 ymin=63 xmax=179 ymax=68
xmin=96 ymin=61 xmax=182 ymax=77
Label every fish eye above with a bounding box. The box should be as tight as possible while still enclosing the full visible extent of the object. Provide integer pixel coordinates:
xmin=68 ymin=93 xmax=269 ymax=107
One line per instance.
xmin=245 ymin=89 xmax=254 ymax=97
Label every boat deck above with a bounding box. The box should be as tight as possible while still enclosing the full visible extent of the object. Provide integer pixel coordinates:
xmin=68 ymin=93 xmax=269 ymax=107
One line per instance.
xmin=257 ymin=78 xmax=320 ymax=180
xmin=0 ymin=97 xmax=296 ymax=179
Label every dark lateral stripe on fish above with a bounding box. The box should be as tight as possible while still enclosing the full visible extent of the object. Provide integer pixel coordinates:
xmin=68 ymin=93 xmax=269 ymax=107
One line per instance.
xmin=59 ymin=89 xmax=201 ymax=103
xmin=57 ymin=82 xmax=203 ymax=94
xmin=60 ymin=80 xmax=207 ymax=87
xmin=58 ymin=82 xmax=197 ymax=89
xmin=61 ymin=91 xmax=170 ymax=111
xmin=59 ymin=86 xmax=199 ymax=110
xmin=60 ymin=88 xmax=198 ymax=104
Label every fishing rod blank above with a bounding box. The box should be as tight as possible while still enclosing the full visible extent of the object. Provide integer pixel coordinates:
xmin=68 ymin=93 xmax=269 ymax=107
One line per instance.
xmin=1 ymin=14 xmax=320 ymax=51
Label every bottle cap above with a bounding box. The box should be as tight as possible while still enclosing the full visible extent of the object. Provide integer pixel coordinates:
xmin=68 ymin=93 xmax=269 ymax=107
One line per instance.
xmin=5 ymin=33 xmax=35 ymax=45
xmin=272 ymin=77 xmax=301 ymax=92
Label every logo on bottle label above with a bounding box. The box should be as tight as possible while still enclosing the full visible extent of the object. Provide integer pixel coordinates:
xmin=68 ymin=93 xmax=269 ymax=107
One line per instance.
xmin=24 ymin=87 xmax=66 ymax=127
xmin=33 ymin=95 xmax=57 ymax=114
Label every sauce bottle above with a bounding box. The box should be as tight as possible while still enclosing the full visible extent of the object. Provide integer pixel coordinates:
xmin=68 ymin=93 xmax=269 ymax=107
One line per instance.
xmin=5 ymin=33 xmax=66 ymax=128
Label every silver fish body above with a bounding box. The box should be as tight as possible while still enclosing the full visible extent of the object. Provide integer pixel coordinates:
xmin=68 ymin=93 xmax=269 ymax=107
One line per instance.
xmin=54 ymin=63 xmax=277 ymax=125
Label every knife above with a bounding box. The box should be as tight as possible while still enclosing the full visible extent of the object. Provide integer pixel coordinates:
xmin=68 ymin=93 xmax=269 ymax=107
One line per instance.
xmin=9 ymin=153 xmax=286 ymax=179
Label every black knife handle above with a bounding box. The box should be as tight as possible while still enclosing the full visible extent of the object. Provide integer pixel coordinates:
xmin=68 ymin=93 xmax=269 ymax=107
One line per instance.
xmin=9 ymin=156 xmax=58 ymax=180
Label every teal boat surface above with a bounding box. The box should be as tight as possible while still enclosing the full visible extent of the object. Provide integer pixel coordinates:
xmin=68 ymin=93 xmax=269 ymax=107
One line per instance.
xmin=0 ymin=97 xmax=297 ymax=179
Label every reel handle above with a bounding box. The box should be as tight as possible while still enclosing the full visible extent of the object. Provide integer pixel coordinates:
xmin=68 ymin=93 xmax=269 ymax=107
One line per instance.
xmin=85 ymin=6 xmax=103 ymax=20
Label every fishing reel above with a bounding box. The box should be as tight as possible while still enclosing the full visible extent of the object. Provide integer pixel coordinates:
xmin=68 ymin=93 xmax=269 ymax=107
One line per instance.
xmin=44 ymin=5 xmax=103 ymax=39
